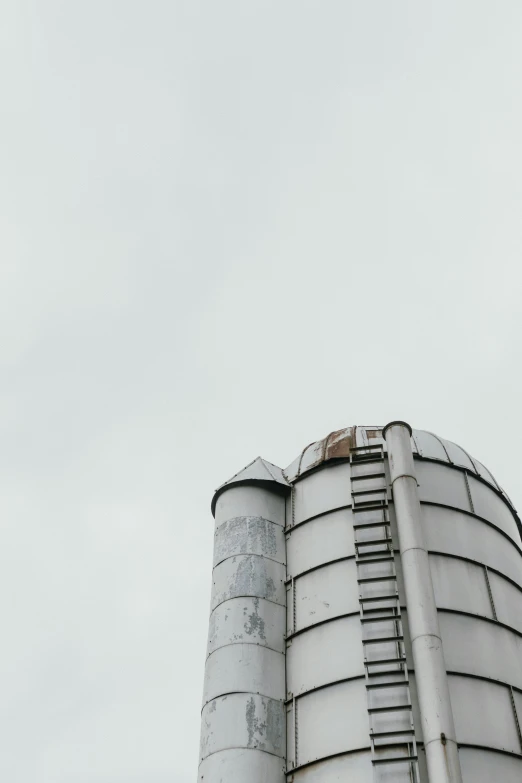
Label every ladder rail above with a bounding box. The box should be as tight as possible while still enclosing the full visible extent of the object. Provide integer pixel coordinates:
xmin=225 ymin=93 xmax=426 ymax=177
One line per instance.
xmin=351 ymin=449 xmax=420 ymax=781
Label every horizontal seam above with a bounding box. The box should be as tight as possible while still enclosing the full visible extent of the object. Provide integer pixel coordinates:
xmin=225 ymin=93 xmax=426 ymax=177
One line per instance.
xmin=390 ymin=474 xmax=417 ymax=485
xmin=420 ymin=501 xmax=522 ymax=553
xmin=427 ymin=550 xmax=522 ymax=593
xmin=286 ymin=611 xmax=359 ymax=641
xmin=285 ymin=503 xmax=353 ymax=532
xmin=205 ymin=640 xmax=284 ymax=663
xmin=424 ymin=735 xmax=458 ymax=748
xmin=410 ymin=632 xmax=442 ymax=644
xmin=209 ymin=595 xmax=285 ymax=616
xmin=215 ymin=516 xmax=285 ymax=533
xmin=201 ymin=690 xmax=284 ymax=713
xmin=290 ymin=674 xmax=365 ymax=701
xmin=437 ymin=607 xmax=522 ymax=640
xmin=211 ymin=594 xmax=285 ymax=612
xmin=289 ymin=554 xmax=356 ymax=580
xmin=213 ymin=552 xmax=286 ymax=569
xmin=200 ymin=746 xmax=285 ymax=764
xmin=287 ymin=745 xmax=371 ymax=773
xmin=457 ymin=742 xmax=522 ymax=760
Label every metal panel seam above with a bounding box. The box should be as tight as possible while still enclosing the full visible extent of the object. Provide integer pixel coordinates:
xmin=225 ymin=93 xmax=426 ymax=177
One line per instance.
xmin=213 ymin=552 xmax=287 ymax=569
xmin=290 ymin=555 xmax=356 ymax=580
xmin=285 ymin=611 xmax=360 ymax=641
xmin=463 ymin=470 xmax=475 ymax=512
xmin=483 ymin=566 xmax=498 ymax=620
xmin=211 ymin=594 xmax=285 ymax=612
xmin=425 ymin=430 xmax=452 ymax=462
xmin=365 ymin=605 xmax=522 ymax=638
xmin=200 ymin=746 xmax=286 ymax=763
xmin=409 ymin=631 xmax=442 ymax=645
xmin=510 ymin=687 xmax=522 ymax=752
xmin=356 ymin=666 xmax=522 ymax=697
xmin=287 ymin=675 xmax=365 ymax=702
xmin=284 ymin=746 xmax=372 ymax=775
xmin=297 ymin=443 xmax=313 ymax=478
xmin=419 ymin=501 xmax=522 ymax=554
xmin=205 ymin=641 xmax=286 ymax=663
xmin=426 ymin=550 xmax=522 ymax=592
xmin=446 ymin=670 xmax=522 ymax=694
xmin=457 ymin=444 xmax=481 ymax=477
xmin=201 ymin=690 xmax=285 ymax=712
xmin=437 ymin=607 xmax=522 ymax=640
xmin=285 ymin=503 xmax=353 ymax=532
xmin=455 ymin=743 xmax=522 ymax=760
xmin=414 ymin=456 xmax=521 ymax=530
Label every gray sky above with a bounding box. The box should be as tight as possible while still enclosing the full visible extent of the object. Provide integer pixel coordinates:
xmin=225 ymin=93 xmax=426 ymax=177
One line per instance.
xmin=1 ymin=2 xmax=521 ymax=781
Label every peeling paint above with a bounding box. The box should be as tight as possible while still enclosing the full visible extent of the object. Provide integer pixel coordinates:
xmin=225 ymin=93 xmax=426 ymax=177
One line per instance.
xmin=213 ymin=554 xmax=281 ymax=609
xmin=214 ymin=516 xmax=281 ymax=566
xmin=245 ymin=696 xmax=258 ymax=746
xmin=244 ymin=597 xmax=266 ymax=640
xmin=244 ymin=695 xmax=284 ymax=752
xmin=201 ymin=694 xmax=285 ymax=758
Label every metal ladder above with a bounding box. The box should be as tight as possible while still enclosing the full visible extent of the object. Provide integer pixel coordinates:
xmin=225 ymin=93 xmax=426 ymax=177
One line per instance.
xmin=350 ymin=444 xmax=420 ymax=781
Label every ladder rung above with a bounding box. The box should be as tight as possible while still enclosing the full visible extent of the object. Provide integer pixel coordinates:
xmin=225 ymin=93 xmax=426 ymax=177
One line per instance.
xmin=350 ymin=446 xmax=384 ymax=464
xmin=356 ymin=552 xmax=393 ymax=562
xmin=354 ymin=521 xmax=390 ymax=530
xmin=366 ymin=668 xmax=407 ymax=680
xmin=351 ymin=471 xmax=386 ymax=481
xmin=365 ymin=656 xmax=406 ymax=667
xmin=351 ymin=445 xmax=383 ymax=453
xmin=368 ymin=704 xmax=412 ymax=714
xmin=356 ymin=554 xmax=394 ymax=565
xmin=353 ymin=500 xmax=388 ymax=511
xmin=358 ymin=574 xmax=396 ymax=584
xmin=361 ymin=614 xmax=401 ymax=624
xmin=372 ymin=754 xmax=418 ymax=765
xmin=361 ymin=605 xmax=400 ymax=615
xmin=372 ymin=728 xmax=415 ymax=739
xmin=352 ymin=487 xmax=387 ymax=497
xmin=361 ymin=609 xmax=400 ymax=620
xmin=359 ymin=594 xmax=398 ymax=604
xmin=363 ymin=634 xmax=404 ymax=645
xmin=356 ymin=537 xmax=391 ymax=547
xmin=366 ymin=680 xmax=410 ymax=690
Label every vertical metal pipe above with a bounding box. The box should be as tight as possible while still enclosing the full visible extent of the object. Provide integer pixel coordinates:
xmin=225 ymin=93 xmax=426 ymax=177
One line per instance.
xmin=383 ymin=421 xmax=463 ymax=783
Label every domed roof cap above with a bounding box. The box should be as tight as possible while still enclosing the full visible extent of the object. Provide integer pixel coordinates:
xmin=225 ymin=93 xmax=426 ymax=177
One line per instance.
xmin=283 ymin=425 xmax=511 ymax=505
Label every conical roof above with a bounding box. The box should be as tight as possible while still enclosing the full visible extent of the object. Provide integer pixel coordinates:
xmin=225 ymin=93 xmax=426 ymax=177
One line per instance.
xmin=211 ymin=456 xmax=290 ymax=516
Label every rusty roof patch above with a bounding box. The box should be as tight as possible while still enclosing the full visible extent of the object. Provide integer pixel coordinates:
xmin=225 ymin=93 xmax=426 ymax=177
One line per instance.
xmin=325 ymin=427 xmax=355 ymax=461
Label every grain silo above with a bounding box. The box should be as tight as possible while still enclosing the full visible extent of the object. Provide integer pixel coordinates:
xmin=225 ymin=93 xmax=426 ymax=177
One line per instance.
xmin=199 ymin=422 xmax=522 ymax=783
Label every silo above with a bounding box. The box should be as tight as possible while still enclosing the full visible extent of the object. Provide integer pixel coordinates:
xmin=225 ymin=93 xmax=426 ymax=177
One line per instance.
xmin=199 ymin=424 xmax=522 ymax=783
xmin=199 ymin=457 xmax=289 ymax=783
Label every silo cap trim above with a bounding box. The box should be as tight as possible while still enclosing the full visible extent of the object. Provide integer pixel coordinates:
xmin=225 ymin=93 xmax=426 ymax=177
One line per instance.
xmin=382 ymin=420 xmax=413 ymax=438
xmin=211 ymin=456 xmax=290 ymax=516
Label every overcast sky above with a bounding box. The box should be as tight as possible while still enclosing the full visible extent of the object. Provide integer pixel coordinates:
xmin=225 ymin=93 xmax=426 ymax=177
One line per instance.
xmin=1 ymin=2 xmax=521 ymax=781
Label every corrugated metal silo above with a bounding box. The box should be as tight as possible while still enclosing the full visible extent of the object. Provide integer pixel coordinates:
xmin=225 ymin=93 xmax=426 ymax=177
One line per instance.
xmin=199 ymin=423 xmax=522 ymax=783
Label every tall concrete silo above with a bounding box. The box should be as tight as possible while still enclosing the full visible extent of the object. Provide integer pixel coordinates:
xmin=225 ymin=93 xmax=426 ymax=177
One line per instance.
xmin=199 ymin=423 xmax=522 ymax=783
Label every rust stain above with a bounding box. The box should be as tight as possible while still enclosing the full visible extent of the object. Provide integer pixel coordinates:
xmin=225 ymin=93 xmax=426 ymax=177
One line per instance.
xmin=325 ymin=427 xmax=355 ymax=460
